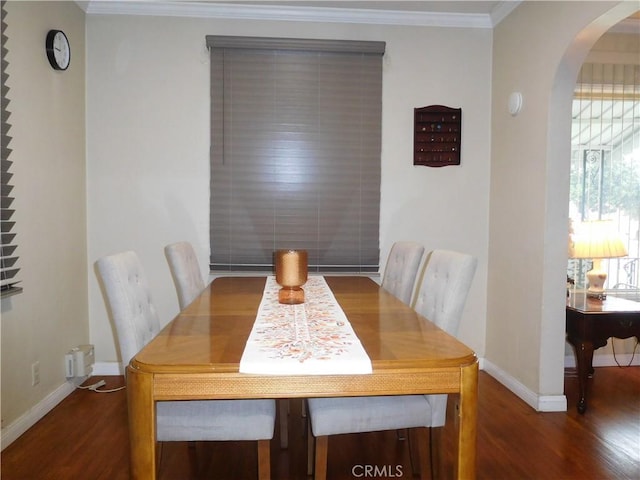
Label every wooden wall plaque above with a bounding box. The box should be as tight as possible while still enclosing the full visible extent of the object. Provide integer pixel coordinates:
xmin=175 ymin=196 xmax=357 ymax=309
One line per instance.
xmin=414 ymin=105 xmax=461 ymax=167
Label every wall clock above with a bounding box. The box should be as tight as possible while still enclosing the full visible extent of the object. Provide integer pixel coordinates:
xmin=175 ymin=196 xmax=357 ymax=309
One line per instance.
xmin=45 ymin=29 xmax=70 ymax=71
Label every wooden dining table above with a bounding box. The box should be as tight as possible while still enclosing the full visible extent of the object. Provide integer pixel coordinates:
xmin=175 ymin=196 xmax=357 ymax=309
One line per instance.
xmin=127 ymin=275 xmax=478 ymax=479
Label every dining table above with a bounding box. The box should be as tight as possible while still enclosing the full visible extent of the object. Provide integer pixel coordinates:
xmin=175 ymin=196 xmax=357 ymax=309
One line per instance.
xmin=127 ymin=275 xmax=478 ymax=479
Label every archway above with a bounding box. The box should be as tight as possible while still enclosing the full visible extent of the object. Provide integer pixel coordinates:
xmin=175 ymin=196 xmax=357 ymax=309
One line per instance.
xmin=543 ymin=3 xmax=639 ymax=408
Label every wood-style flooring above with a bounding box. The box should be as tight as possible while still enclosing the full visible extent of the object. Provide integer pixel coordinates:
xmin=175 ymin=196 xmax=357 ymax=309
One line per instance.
xmin=1 ymin=367 xmax=639 ymax=479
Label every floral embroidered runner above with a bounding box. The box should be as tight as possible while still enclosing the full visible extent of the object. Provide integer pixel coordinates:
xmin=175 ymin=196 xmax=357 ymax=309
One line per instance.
xmin=239 ymin=276 xmax=372 ymax=375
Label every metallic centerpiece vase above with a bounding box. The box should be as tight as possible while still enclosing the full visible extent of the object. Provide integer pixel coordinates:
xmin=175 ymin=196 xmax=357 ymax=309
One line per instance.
xmin=275 ymin=250 xmax=308 ymax=304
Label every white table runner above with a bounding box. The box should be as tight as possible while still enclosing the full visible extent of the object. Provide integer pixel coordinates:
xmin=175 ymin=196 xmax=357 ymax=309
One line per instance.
xmin=239 ymin=276 xmax=372 ymax=375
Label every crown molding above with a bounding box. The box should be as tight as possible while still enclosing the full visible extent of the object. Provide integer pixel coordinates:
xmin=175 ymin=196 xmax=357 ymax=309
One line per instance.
xmin=76 ymin=1 xmax=639 ymax=32
xmin=490 ymin=1 xmax=521 ymax=27
xmin=79 ymin=1 xmax=499 ymax=28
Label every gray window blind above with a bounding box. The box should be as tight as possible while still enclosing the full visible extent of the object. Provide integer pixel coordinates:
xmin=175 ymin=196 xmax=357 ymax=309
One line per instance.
xmin=207 ymin=36 xmax=384 ymax=272
xmin=1 ymin=3 xmax=21 ymax=297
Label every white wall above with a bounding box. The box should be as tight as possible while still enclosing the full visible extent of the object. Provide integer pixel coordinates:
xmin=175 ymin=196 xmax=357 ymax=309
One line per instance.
xmin=1 ymin=1 xmax=87 ymax=433
xmin=487 ymin=1 xmax=639 ymax=409
xmin=86 ymin=16 xmax=492 ymax=367
xmin=4 ymin=3 xmax=636 ymax=444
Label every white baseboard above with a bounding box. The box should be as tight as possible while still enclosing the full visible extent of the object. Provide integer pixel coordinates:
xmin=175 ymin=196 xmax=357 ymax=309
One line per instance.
xmin=0 ymin=363 xmax=123 ymax=451
xmin=1 ymin=380 xmax=78 ymax=451
xmin=483 ymin=354 xmax=639 ymax=412
xmin=93 ymin=361 xmax=123 ymax=376
xmin=482 ymin=358 xmax=568 ymax=412
xmin=564 ymin=353 xmax=640 ymax=368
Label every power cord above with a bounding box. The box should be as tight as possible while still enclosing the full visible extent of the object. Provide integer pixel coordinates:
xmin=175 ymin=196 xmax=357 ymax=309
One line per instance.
xmin=77 ymin=379 xmax=126 ymax=393
xmin=611 ymin=337 xmax=639 ymax=367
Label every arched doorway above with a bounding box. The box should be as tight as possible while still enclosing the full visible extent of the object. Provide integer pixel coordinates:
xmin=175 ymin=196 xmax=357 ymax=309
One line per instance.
xmin=544 ymin=3 xmax=639 ymax=409
xmin=486 ymin=2 xmax=639 ymax=412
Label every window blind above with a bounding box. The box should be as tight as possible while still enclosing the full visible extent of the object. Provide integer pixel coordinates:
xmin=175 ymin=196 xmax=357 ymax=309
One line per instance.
xmin=207 ymin=36 xmax=385 ymax=272
xmin=569 ymin=63 xmax=640 ymax=291
xmin=1 ymin=3 xmax=21 ymax=296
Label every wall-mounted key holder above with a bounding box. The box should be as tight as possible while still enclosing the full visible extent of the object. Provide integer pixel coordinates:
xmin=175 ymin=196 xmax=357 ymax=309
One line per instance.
xmin=414 ymin=105 xmax=461 ymax=167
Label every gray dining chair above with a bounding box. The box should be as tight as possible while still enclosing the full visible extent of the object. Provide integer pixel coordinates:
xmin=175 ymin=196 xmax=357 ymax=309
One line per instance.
xmin=164 ymin=241 xmax=207 ymax=310
xmin=306 ymin=249 xmax=477 ymax=480
xmin=165 ymin=241 xmax=288 ymax=451
xmin=284 ymin=241 xmax=425 ymax=452
xmin=95 ymin=250 xmax=275 ymax=479
xmin=381 ymin=241 xmax=425 ymax=305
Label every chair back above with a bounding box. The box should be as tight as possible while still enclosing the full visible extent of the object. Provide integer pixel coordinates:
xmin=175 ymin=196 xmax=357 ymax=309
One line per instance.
xmin=164 ymin=241 xmax=206 ymax=310
xmin=95 ymin=251 xmax=161 ymax=367
xmin=413 ymin=249 xmax=477 ymax=335
xmin=413 ymin=249 xmax=477 ymax=427
xmin=381 ymin=241 xmax=425 ymax=305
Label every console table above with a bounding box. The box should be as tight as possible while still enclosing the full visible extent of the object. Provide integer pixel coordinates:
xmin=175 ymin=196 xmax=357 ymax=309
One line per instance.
xmin=566 ymin=292 xmax=640 ymax=413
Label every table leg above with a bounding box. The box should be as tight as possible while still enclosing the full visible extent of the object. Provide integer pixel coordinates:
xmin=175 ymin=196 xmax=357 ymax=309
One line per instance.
xmin=570 ymin=340 xmax=594 ymax=414
xmin=127 ymin=365 xmax=157 ymax=479
xmin=456 ymin=361 xmax=478 ymax=480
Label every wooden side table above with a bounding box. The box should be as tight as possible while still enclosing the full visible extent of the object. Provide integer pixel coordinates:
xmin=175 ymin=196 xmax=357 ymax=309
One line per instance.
xmin=566 ymin=292 xmax=640 ymax=413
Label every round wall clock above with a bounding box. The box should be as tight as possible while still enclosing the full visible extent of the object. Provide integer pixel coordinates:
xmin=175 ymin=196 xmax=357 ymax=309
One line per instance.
xmin=46 ymin=29 xmax=70 ymax=71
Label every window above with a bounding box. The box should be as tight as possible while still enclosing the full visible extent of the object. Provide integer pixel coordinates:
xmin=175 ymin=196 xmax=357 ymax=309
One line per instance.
xmin=207 ymin=36 xmax=385 ymax=273
xmin=0 ymin=3 xmax=21 ymax=297
xmin=569 ymin=63 xmax=640 ymax=294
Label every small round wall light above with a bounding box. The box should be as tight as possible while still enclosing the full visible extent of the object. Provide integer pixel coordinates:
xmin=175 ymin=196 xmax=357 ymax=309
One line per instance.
xmin=508 ymin=92 xmax=523 ymax=116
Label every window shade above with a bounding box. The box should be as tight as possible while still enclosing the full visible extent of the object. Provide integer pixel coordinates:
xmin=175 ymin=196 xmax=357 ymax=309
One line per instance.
xmin=207 ymin=36 xmax=384 ymax=272
xmin=569 ymin=63 xmax=640 ymax=291
xmin=1 ymin=3 xmax=21 ymax=296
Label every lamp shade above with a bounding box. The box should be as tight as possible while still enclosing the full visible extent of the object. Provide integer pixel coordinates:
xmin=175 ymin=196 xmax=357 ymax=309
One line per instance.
xmin=569 ymin=220 xmax=627 ymax=260
xmin=569 ymin=220 xmax=627 ymax=300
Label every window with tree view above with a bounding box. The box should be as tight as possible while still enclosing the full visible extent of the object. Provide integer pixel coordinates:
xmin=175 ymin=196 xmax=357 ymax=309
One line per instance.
xmin=569 ymin=63 xmax=640 ymax=296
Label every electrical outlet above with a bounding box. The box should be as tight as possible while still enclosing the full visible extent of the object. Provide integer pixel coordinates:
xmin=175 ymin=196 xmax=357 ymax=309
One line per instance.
xmin=31 ymin=361 xmax=40 ymax=386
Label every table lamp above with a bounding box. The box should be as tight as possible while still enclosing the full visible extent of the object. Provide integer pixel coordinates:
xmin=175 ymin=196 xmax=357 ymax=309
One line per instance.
xmin=275 ymin=250 xmax=308 ymax=304
xmin=569 ymin=220 xmax=627 ymax=300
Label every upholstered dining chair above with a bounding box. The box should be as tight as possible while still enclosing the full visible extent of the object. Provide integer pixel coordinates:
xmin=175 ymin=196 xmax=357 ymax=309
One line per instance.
xmin=306 ymin=249 xmax=477 ymax=480
xmin=165 ymin=241 xmax=289 ymax=451
xmin=381 ymin=241 xmax=425 ymax=305
xmin=164 ymin=241 xmax=207 ymax=310
xmin=95 ymin=250 xmax=275 ymax=479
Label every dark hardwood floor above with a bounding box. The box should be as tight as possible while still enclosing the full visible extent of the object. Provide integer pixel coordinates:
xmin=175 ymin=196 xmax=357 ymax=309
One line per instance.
xmin=1 ymin=368 xmax=638 ymax=479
